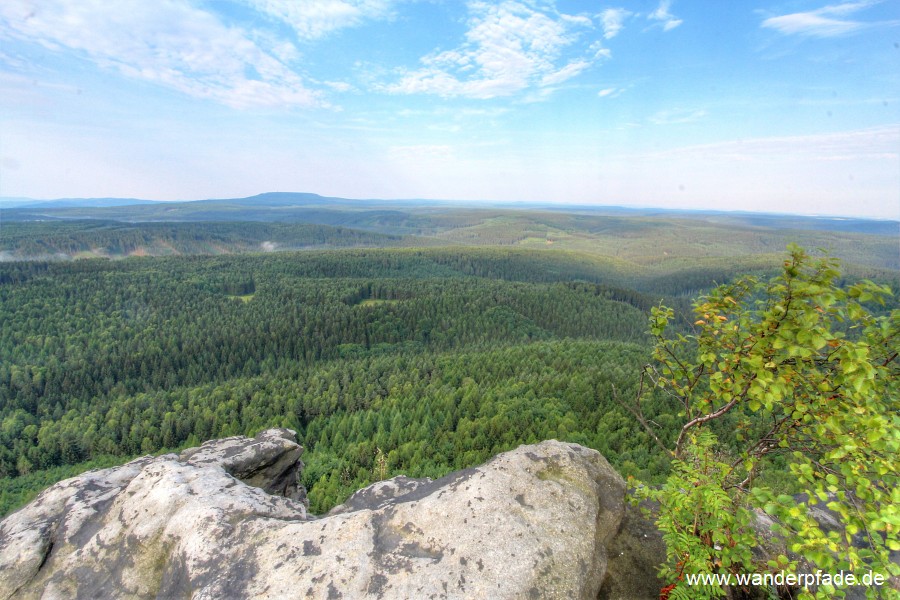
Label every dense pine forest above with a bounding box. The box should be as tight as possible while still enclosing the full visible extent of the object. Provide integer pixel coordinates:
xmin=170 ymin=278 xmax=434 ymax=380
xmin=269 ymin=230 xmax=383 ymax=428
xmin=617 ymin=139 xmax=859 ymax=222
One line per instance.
xmin=0 ymin=248 xmax=665 ymax=513
xmin=1 ymin=208 xmax=898 ymax=516
xmin=0 ymin=220 xmax=410 ymax=259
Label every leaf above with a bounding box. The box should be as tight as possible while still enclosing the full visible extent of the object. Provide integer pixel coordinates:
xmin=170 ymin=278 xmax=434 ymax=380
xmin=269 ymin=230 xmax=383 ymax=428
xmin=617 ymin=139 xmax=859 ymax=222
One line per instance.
xmin=640 ymin=246 xmax=899 ymax=594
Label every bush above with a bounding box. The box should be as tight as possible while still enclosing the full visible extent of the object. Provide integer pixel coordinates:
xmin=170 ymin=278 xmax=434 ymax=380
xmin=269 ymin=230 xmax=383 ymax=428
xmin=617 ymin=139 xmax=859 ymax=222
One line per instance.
xmin=631 ymin=246 xmax=899 ymax=599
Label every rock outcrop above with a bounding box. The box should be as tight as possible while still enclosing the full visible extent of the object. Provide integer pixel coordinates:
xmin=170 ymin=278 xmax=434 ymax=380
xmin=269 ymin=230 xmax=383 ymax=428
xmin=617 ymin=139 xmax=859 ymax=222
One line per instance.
xmin=179 ymin=427 xmax=307 ymax=504
xmin=0 ymin=431 xmax=626 ymax=599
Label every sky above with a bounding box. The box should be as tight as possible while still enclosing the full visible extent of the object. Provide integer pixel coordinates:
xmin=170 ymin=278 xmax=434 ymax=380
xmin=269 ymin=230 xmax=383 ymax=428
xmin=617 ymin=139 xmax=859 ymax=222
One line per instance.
xmin=1 ymin=0 xmax=898 ymax=219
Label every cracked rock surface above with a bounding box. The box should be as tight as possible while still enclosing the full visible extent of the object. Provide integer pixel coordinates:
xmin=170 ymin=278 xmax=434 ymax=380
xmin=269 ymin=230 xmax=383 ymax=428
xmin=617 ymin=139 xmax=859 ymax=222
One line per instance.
xmin=0 ymin=431 xmax=625 ymax=599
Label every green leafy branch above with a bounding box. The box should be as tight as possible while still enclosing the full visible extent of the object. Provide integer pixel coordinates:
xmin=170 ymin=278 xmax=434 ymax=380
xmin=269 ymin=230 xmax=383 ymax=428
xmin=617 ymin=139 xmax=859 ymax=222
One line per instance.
xmin=627 ymin=245 xmax=900 ymax=599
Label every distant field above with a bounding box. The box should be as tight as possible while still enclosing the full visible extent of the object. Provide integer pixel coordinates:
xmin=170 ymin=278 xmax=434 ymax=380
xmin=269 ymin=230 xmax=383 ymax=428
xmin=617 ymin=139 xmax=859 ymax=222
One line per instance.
xmin=357 ymin=298 xmax=400 ymax=307
xmin=227 ymin=293 xmax=255 ymax=303
xmin=427 ymin=212 xmax=899 ymax=271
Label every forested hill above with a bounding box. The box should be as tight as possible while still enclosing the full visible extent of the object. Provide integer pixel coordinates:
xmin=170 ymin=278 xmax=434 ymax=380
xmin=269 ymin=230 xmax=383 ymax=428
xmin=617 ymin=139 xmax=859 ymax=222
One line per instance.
xmin=1 ymin=248 xmax=672 ymax=514
xmin=4 ymin=192 xmax=897 ymax=236
xmin=2 ymin=195 xmax=897 ymax=271
xmin=1 ymin=210 xmax=897 ymax=518
xmin=0 ymin=220 xmax=413 ymax=260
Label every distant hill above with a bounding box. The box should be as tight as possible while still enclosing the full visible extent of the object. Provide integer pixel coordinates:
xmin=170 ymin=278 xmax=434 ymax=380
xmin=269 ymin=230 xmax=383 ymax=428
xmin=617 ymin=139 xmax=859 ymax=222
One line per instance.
xmin=2 ymin=192 xmax=896 ymax=270
xmin=0 ymin=197 xmax=41 ymax=208
xmin=0 ymin=197 xmax=161 ymax=209
xmin=2 ymin=192 xmax=896 ymax=234
xmin=686 ymin=211 xmax=899 ymax=236
xmin=0 ymin=220 xmax=414 ymax=261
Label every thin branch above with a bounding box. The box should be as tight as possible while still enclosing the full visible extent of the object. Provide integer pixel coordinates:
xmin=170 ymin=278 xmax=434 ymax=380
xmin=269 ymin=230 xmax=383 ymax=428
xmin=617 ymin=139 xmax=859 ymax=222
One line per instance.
xmin=611 ymin=381 xmax=673 ymax=457
xmin=725 ymin=413 xmax=794 ymax=490
xmin=674 ymin=375 xmax=757 ymax=459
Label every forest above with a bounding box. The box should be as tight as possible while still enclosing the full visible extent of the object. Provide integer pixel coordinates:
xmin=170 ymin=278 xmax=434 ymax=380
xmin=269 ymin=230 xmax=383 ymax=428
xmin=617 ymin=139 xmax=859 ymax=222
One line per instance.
xmin=1 ymin=211 xmax=898 ymax=517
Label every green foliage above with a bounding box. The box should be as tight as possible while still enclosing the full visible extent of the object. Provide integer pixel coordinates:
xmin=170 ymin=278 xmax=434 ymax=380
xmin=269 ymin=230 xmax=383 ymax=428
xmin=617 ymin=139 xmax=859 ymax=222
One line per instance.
xmin=635 ymin=245 xmax=900 ymax=599
xmin=0 ymin=248 xmax=675 ymax=515
xmin=0 ymin=250 xmax=652 ymax=445
xmin=637 ymin=430 xmax=756 ymax=599
xmin=0 ymin=454 xmax=125 ymax=516
xmin=2 ymin=240 xmax=896 ymax=600
xmin=0 ymin=220 xmax=407 ymax=258
xmin=0 ymin=339 xmax=668 ymax=516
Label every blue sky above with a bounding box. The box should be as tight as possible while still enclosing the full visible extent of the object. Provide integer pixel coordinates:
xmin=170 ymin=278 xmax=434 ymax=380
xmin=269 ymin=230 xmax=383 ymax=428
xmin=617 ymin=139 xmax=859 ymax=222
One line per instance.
xmin=1 ymin=0 xmax=898 ymax=218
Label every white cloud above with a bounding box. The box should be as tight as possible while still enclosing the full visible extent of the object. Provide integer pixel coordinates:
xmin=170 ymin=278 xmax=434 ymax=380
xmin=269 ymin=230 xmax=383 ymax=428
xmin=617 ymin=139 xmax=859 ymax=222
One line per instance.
xmin=322 ymin=80 xmax=353 ymax=92
xmin=561 ymin=14 xmax=593 ymax=27
xmin=649 ymin=108 xmax=707 ymax=125
xmin=648 ymin=0 xmax=683 ymax=31
xmin=599 ymin=8 xmax=631 ymax=39
xmin=761 ymin=1 xmax=896 ymax=37
xmin=591 ymin=43 xmax=612 ymax=60
xmin=396 ymin=106 xmax=510 ymax=119
xmin=540 ymin=60 xmax=591 ymax=86
xmin=239 ymin=0 xmax=394 ymax=40
xmin=383 ymin=1 xmax=595 ymax=99
xmin=0 ymin=0 xmax=321 ymax=108
xmin=597 ymin=87 xmax=625 ymax=98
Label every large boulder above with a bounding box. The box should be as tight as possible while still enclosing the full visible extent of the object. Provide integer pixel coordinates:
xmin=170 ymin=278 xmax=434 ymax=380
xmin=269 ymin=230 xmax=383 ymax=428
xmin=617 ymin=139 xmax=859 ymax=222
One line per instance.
xmin=0 ymin=433 xmax=626 ymax=599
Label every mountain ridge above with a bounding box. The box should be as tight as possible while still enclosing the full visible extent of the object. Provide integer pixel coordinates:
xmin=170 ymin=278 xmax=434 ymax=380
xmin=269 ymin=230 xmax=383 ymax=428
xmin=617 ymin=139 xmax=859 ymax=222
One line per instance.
xmin=3 ymin=192 xmax=897 ymax=231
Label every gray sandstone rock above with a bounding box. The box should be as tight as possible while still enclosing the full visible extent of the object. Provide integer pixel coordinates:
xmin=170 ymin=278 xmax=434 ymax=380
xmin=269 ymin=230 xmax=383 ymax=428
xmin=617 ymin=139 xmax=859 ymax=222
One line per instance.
xmin=326 ymin=475 xmax=433 ymax=516
xmin=0 ymin=433 xmax=626 ymax=600
xmin=0 ymin=429 xmax=308 ymax=600
xmin=179 ymin=427 xmax=307 ymax=505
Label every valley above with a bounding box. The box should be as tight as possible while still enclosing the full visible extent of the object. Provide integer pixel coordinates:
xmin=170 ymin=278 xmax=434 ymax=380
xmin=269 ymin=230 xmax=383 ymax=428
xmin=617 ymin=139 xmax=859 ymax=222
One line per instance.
xmin=1 ymin=197 xmax=897 ymax=518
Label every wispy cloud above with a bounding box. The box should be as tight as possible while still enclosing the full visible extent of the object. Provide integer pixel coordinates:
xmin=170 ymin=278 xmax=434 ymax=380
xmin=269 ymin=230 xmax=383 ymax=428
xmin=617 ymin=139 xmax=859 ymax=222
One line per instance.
xmin=646 ymin=125 xmax=900 ymax=162
xmin=761 ymin=0 xmax=897 ymax=37
xmin=600 ymin=8 xmax=631 ymax=39
xmin=0 ymin=0 xmax=321 ymax=108
xmin=238 ymin=0 xmax=395 ymax=40
xmin=383 ymin=1 xmax=595 ymax=99
xmin=649 ymin=108 xmax=707 ymax=125
xmin=597 ymin=87 xmax=626 ymax=99
xmin=321 ymin=80 xmax=354 ymax=92
xmin=648 ymin=0 xmax=683 ymax=31
xmin=540 ymin=60 xmax=591 ymax=86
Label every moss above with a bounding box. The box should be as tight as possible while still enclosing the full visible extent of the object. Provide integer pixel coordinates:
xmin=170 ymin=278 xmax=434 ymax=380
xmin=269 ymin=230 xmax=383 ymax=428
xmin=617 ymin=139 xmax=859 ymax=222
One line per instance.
xmin=534 ymin=460 xmax=594 ymax=498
